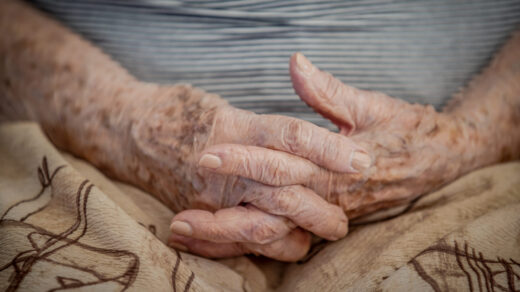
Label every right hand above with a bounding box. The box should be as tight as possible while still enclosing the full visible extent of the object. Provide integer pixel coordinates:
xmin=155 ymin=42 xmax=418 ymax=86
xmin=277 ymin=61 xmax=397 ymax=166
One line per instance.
xmin=124 ymin=83 xmax=370 ymax=261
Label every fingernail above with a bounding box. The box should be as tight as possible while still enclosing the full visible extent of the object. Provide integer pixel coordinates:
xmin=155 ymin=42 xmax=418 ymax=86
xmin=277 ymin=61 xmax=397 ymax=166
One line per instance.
xmin=295 ymin=53 xmax=314 ymax=75
xmin=351 ymin=151 xmax=371 ymax=172
xmin=169 ymin=241 xmax=188 ymax=252
xmin=199 ymin=154 xmax=222 ymax=169
xmin=170 ymin=221 xmax=193 ymax=236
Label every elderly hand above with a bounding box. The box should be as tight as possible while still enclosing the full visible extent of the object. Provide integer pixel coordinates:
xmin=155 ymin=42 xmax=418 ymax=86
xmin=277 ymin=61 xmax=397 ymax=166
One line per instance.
xmin=5 ymin=0 xmax=518 ymax=263
xmin=127 ymin=83 xmax=371 ymax=261
xmin=287 ymin=53 xmax=479 ymax=217
xmin=170 ymin=53 xmax=485 ymax=259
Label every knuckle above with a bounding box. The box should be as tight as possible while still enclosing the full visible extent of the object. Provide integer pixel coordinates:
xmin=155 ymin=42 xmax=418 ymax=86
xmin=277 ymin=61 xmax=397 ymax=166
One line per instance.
xmin=276 ymin=186 xmax=301 ymax=215
xmin=250 ymin=156 xmax=289 ymax=186
xmin=213 ymin=106 xmax=231 ymax=129
xmin=241 ymin=148 xmax=274 ymax=183
xmin=249 ymin=223 xmax=279 ymax=245
xmin=324 ymin=135 xmax=343 ymax=161
xmin=282 ymin=119 xmax=309 ymax=153
xmin=317 ymin=135 xmax=334 ymax=163
xmin=309 ymin=133 xmax=338 ymax=165
xmin=265 ymin=158 xmax=289 ymax=185
xmin=241 ymin=149 xmax=256 ymax=176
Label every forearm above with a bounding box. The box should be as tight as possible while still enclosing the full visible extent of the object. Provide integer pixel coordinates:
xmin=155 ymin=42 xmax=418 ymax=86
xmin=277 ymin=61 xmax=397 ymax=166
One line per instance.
xmin=444 ymin=30 xmax=520 ymax=171
xmin=0 ymin=0 xmax=141 ymax=158
xmin=0 ymin=0 xmax=226 ymax=209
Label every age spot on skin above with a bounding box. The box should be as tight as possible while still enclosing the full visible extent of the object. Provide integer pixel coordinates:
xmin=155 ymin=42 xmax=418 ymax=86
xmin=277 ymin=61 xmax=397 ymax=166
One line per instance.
xmin=449 ymin=127 xmax=460 ymax=145
xmin=426 ymin=124 xmax=439 ymax=137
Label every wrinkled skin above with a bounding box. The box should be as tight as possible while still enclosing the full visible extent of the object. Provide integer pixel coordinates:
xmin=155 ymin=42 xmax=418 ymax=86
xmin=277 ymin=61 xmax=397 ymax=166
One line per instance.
xmin=290 ymin=54 xmax=469 ymax=217
xmin=1 ymin=0 xmax=366 ymax=261
xmin=2 ymin=0 xmax=361 ymax=262
xmin=2 ymin=0 xmax=519 ymax=262
xmin=128 ymin=84 xmax=367 ymax=261
xmin=166 ymin=55 xmax=465 ymax=258
xmin=168 ymin=49 xmax=520 ymax=259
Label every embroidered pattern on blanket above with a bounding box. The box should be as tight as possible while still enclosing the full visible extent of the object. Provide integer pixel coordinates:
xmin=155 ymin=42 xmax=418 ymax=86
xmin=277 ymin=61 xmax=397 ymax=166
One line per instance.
xmin=0 ymin=157 xmax=140 ymax=291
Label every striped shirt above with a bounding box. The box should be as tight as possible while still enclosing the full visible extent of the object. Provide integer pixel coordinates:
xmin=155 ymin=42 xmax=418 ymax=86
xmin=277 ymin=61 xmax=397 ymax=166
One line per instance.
xmin=30 ymin=0 xmax=520 ymax=129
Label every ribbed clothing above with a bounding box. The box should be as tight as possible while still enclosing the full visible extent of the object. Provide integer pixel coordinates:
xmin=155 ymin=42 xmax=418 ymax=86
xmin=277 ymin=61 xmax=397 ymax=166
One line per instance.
xmin=29 ymin=0 xmax=520 ymax=129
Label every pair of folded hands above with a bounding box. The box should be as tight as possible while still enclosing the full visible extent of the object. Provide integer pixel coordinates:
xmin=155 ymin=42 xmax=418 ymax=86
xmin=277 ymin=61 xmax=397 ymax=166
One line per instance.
xmin=3 ymin=0 xmax=517 ymax=263
xmin=124 ymin=53 xmax=473 ymax=261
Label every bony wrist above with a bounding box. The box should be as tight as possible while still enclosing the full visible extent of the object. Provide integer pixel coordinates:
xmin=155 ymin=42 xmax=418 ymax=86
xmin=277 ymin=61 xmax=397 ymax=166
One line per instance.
xmin=123 ymin=84 xmax=230 ymax=208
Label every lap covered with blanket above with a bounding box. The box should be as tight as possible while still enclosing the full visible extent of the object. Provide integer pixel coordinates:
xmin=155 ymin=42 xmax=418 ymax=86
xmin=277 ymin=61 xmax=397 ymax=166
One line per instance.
xmin=2 ymin=1 xmax=520 ymax=290
xmin=1 ymin=122 xmax=519 ymax=291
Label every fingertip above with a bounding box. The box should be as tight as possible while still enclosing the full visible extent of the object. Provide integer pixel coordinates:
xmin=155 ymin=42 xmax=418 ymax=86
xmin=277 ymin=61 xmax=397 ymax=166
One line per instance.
xmin=170 ymin=221 xmax=193 ymax=237
xmin=169 ymin=233 xmax=246 ymax=258
xmin=290 ymin=53 xmax=315 ymax=97
xmin=329 ymin=221 xmax=348 ymax=241
xmin=315 ymin=206 xmax=348 ymax=241
xmin=289 ymin=52 xmax=302 ymax=73
xmin=292 ymin=52 xmax=315 ymax=77
xmin=198 ymin=144 xmax=241 ymax=174
xmin=168 ymin=233 xmax=191 ymax=252
xmin=350 ymin=150 xmax=371 ymax=173
xmin=321 ymin=136 xmax=371 ymax=173
xmin=170 ymin=209 xmax=214 ymax=237
xmin=327 ymin=204 xmax=349 ymax=240
xmin=199 ymin=153 xmax=222 ymax=169
xmin=283 ymin=229 xmax=312 ymax=261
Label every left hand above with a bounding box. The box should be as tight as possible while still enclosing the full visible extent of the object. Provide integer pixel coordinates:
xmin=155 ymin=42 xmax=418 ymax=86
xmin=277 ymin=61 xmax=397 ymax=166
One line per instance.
xmin=169 ymin=53 xmax=479 ymax=259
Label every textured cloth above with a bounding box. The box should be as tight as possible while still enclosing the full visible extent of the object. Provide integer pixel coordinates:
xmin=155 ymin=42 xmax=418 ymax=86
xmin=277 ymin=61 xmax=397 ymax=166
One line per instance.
xmin=1 ymin=122 xmax=519 ymax=291
xmin=28 ymin=0 xmax=520 ymax=129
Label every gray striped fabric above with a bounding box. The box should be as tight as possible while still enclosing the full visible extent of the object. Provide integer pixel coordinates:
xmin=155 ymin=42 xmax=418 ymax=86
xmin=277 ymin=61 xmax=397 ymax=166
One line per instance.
xmin=30 ymin=0 xmax=520 ymax=130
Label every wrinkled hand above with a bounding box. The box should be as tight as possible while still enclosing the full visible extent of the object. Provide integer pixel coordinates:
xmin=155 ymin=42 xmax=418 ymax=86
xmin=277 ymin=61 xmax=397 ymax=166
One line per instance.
xmin=128 ymin=84 xmax=369 ymax=261
xmin=172 ymin=53 xmax=478 ymax=258
xmin=288 ymin=53 xmax=475 ymax=217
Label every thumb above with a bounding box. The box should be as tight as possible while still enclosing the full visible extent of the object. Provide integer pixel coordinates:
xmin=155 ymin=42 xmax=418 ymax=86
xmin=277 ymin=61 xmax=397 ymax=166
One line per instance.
xmin=290 ymin=52 xmax=394 ymax=135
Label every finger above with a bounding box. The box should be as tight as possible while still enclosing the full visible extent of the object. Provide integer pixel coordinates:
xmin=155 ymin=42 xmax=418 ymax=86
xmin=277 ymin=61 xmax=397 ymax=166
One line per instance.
xmin=198 ymin=149 xmax=348 ymax=240
xmin=212 ymin=107 xmax=370 ymax=173
xmin=198 ymin=144 xmax=367 ymax=201
xmin=169 ymin=228 xmax=311 ymax=262
xmin=199 ymin=143 xmax=370 ymax=186
xmin=168 ymin=233 xmax=245 ymax=258
xmin=289 ymin=52 xmax=399 ymax=134
xmin=170 ymin=205 xmax=295 ymax=244
xmin=243 ymin=184 xmax=348 ymax=240
xmin=250 ymin=113 xmax=370 ymax=173
xmin=244 ymin=228 xmax=311 ymax=261
xmin=196 ymin=156 xmax=348 ymax=240
xmin=199 ymin=144 xmax=328 ymax=186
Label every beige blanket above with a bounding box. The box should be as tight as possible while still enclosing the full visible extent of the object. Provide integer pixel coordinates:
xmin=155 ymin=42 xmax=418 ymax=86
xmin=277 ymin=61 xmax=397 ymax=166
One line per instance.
xmin=1 ymin=122 xmax=519 ymax=291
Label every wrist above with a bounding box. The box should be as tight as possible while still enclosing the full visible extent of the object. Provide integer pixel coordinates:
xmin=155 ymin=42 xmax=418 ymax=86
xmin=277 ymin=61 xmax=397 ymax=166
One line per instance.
xmin=443 ymin=109 xmax=518 ymax=177
xmin=120 ymin=84 xmax=228 ymax=210
xmin=442 ymin=31 xmax=520 ymax=171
